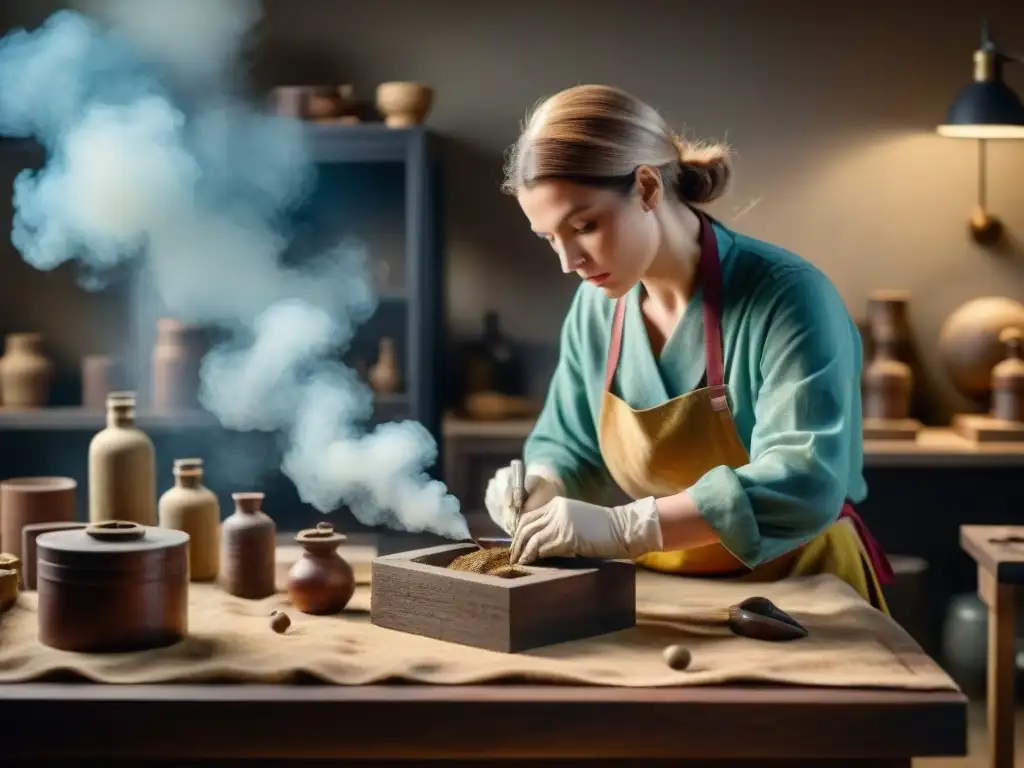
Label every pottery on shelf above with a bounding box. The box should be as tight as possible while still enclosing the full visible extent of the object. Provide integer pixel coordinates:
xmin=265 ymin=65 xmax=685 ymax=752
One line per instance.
xmin=862 ymin=292 xmax=914 ymax=421
xmin=0 ymin=332 xmax=53 ymax=408
xmin=153 ymin=318 xmax=206 ymax=410
xmin=368 ymin=337 xmax=400 ymax=394
xmin=158 ymin=458 xmax=221 ymax=581
xmin=88 ymin=392 xmax=157 ymax=526
xmin=991 ymin=327 xmax=1024 ymax=423
xmin=939 ymin=296 xmax=1024 ymax=402
xmin=287 ymin=521 xmax=355 ymax=615
xmin=82 ymin=354 xmax=118 ymax=409
xmin=271 ymin=85 xmax=358 ymax=122
xmin=375 ymin=82 xmax=433 ymax=127
xmin=220 ymin=492 xmax=276 ymax=599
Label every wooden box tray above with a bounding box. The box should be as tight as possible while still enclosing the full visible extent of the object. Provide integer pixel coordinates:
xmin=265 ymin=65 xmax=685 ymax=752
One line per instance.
xmin=370 ymin=543 xmax=636 ymax=653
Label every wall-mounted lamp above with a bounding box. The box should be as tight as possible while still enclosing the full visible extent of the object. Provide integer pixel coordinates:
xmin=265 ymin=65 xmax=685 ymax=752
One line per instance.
xmin=937 ymin=20 xmax=1024 ymax=246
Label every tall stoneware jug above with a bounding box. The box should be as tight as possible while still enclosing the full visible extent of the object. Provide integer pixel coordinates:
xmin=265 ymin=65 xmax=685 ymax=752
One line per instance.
xmin=158 ymin=458 xmax=220 ymax=581
xmin=220 ymin=492 xmax=276 ymax=599
xmin=0 ymin=332 xmax=53 ymax=408
xmin=88 ymin=392 xmax=157 ymax=525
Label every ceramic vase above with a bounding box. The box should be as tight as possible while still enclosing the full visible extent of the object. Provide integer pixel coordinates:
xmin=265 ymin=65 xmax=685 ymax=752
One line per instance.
xmin=220 ymin=492 xmax=276 ymax=599
xmin=0 ymin=332 xmax=53 ymax=408
xmin=368 ymin=337 xmax=399 ymax=393
xmin=287 ymin=522 xmax=355 ymax=615
xmin=152 ymin=318 xmax=205 ymax=410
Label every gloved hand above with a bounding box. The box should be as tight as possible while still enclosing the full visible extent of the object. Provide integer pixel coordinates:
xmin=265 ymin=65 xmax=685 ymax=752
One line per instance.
xmin=509 ymin=496 xmax=664 ymax=564
xmin=484 ymin=464 xmax=564 ymax=535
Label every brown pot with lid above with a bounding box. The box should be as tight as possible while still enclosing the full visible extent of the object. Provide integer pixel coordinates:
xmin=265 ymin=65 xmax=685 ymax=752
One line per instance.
xmin=220 ymin=492 xmax=276 ymax=599
xmin=36 ymin=520 xmax=189 ymax=653
xmin=287 ymin=521 xmax=355 ymax=615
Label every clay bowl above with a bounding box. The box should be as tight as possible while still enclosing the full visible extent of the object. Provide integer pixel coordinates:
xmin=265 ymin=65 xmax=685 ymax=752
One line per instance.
xmin=375 ymin=82 xmax=433 ymax=127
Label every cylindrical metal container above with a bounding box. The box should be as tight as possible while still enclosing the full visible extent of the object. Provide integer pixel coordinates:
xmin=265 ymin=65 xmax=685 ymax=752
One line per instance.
xmin=37 ymin=520 xmax=189 ymax=653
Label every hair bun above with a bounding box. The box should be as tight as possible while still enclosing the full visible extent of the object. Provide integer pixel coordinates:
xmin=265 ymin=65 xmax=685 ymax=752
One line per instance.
xmin=675 ymin=140 xmax=733 ymax=205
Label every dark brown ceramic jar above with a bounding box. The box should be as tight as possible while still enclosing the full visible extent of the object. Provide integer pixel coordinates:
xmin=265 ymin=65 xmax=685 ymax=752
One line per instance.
xmin=287 ymin=522 xmax=355 ymax=615
xmin=219 ymin=492 xmax=276 ymax=599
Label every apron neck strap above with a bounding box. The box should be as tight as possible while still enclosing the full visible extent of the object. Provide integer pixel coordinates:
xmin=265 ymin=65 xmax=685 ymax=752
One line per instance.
xmin=604 ymin=209 xmax=725 ymax=392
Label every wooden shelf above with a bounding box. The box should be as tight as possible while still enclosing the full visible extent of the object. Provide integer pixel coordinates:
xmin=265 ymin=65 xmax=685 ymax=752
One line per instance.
xmin=0 ymin=394 xmax=409 ymax=431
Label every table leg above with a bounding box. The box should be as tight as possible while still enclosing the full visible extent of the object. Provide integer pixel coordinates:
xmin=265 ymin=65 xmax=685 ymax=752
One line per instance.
xmin=978 ymin=566 xmax=1016 ymax=768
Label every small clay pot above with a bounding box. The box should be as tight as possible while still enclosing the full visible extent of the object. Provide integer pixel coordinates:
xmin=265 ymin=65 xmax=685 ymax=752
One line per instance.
xmin=375 ymin=82 xmax=433 ymax=127
xmin=0 ymin=332 xmax=53 ymax=408
xmin=287 ymin=522 xmax=355 ymax=615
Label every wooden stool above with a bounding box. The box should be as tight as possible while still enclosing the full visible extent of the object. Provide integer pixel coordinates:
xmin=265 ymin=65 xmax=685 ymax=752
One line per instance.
xmin=961 ymin=525 xmax=1024 ymax=768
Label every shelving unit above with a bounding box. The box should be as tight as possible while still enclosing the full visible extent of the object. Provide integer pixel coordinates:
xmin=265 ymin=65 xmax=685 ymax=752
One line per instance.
xmin=0 ymin=124 xmax=446 ymax=532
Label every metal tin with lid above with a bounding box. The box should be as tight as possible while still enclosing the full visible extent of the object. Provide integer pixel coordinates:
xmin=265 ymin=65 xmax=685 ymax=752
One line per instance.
xmin=37 ymin=520 xmax=189 ymax=653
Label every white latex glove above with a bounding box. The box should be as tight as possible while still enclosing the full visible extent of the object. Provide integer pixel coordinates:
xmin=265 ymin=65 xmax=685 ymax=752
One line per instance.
xmin=509 ymin=496 xmax=664 ymax=564
xmin=484 ymin=464 xmax=564 ymax=535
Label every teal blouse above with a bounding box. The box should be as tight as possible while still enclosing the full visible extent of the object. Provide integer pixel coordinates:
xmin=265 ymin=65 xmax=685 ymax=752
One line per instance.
xmin=523 ymin=219 xmax=866 ymax=569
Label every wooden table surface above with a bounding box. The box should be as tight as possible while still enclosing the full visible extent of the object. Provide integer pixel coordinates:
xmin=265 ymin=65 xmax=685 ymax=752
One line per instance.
xmin=0 ymin=681 xmax=967 ymax=764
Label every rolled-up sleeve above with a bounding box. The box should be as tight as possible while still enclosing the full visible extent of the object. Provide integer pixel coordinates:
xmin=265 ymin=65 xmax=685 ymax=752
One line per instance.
xmin=686 ymin=267 xmax=856 ymax=568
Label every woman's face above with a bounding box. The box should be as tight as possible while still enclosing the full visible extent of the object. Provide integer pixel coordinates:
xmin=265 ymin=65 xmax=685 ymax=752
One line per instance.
xmin=517 ymin=177 xmax=659 ymax=299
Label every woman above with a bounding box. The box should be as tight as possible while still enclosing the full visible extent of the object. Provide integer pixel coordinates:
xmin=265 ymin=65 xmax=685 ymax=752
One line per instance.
xmin=484 ymin=84 xmax=892 ymax=612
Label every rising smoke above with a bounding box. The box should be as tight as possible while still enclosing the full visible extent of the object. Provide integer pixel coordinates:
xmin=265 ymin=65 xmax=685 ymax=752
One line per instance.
xmin=0 ymin=1 xmax=469 ymax=540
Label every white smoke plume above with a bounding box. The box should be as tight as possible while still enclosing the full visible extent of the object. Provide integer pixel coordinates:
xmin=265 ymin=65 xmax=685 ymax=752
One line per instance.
xmin=0 ymin=1 xmax=470 ymax=540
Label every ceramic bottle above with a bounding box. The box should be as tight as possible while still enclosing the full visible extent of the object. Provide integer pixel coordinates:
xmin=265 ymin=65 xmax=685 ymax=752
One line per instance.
xmin=862 ymin=337 xmax=913 ymax=421
xmin=152 ymin=318 xmax=205 ymax=410
xmin=158 ymin=458 xmax=221 ymax=581
xmin=88 ymin=392 xmax=156 ymax=525
xmin=0 ymin=332 xmax=53 ymax=408
xmin=287 ymin=521 xmax=355 ymax=615
xmin=368 ymin=337 xmax=399 ymax=393
xmin=992 ymin=327 xmax=1024 ymax=423
xmin=220 ymin=492 xmax=276 ymax=599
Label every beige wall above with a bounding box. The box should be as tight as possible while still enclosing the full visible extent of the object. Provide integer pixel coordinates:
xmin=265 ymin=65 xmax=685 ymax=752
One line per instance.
xmin=3 ymin=0 xmax=1024 ymax=419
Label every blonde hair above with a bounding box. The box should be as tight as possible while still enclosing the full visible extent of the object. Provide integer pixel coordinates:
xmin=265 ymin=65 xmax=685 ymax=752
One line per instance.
xmin=502 ymin=84 xmax=732 ymax=205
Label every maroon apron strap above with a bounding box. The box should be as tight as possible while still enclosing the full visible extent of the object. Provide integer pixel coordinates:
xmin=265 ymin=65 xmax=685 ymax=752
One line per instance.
xmin=695 ymin=211 xmax=725 ymax=389
xmin=604 ymin=298 xmax=628 ymax=391
xmin=839 ymin=503 xmax=894 ymax=586
xmin=605 ymin=209 xmax=726 ymax=393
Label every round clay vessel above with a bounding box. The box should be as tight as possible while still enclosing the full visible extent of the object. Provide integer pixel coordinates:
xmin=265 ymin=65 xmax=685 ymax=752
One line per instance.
xmin=88 ymin=392 xmax=156 ymax=526
xmin=939 ymin=297 xmax=1024 ymax=400
xmin=0 ymin=332 xmax=53 ymax=408
xmin=287 ymin=521 xmax=355 ymax=615
xmin=375 ymin=82 xmax=433 ymax=127
xmin=158 ymin=458 xmax=221 ymax=581
xmin=220 ymin=492 xmax=276 ymax=599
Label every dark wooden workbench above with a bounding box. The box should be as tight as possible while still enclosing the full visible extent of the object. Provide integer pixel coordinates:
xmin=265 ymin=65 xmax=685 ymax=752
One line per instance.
xmin=0 ymin=681 xmax=967 ymax=764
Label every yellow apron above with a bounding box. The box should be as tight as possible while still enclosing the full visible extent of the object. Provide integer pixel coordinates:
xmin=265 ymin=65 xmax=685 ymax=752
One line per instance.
xmin=596 ymin=211 xmax=890 ymax=614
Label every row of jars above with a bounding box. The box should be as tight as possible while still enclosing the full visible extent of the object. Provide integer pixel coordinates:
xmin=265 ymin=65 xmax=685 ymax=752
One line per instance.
xmin=90 ymin=391 xmax=277 ymax=599
xmin=0 ymin=319 xmax=204 ymax=409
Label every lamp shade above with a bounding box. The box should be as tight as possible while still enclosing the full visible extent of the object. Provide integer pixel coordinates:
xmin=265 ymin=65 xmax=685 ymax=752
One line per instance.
xmin=938 ymin=80 xmax=1024 ymax=139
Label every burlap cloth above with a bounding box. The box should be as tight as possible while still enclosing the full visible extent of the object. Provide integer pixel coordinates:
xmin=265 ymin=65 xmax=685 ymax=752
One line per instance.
xmin=0 ymin=547 xmax=957 ymax=689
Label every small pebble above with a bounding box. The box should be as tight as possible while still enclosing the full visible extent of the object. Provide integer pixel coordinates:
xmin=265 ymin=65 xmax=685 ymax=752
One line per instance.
xmin=662 ymin=644 xmax=692 ymax=671
xmin=270 ymin=610 xmax=291 ymax=634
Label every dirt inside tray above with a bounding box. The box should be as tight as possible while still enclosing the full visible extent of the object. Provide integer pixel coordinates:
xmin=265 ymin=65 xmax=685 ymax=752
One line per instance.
xmin=446 ymin=546 xmax=527 ymax=578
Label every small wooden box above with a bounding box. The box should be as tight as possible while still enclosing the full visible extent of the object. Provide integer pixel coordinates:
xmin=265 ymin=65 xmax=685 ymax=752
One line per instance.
xmin=370 ymin=543 xmax=636 ymax=652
